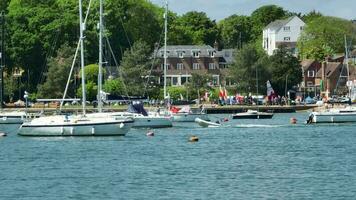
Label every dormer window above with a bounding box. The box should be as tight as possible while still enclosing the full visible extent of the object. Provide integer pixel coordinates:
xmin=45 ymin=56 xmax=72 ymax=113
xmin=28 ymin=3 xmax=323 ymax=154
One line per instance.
xmin=208 ymin=50 xmax=216 ymax=58
xmin=284 ymin=37 xmax=290 ymax=41
xmin=307 ymin=70 xmax=315 ymax=77
xmin=177 ymin=51 xmax=185 ymax=58
xmin=192 ymin=50 xmax=200 ymax=58
xmin=160 ymin=50 xmax=170 ymax=58
xmin=283 ymin=26 xmax=290 ymax=31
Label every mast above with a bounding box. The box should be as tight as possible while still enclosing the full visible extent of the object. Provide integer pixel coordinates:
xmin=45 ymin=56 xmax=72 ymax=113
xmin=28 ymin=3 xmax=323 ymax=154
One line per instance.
xmin=163 ymin=0 xmax=168 ymax=100
xmin=256 ymin=63 xmax=259 ymax=116
xmin=344 ymin=35 xmax=351 ymax=98
xmin=79 ymin=0 xmax=86 ymax=115
xmin=97 ymin=0 xmax=103 ymax=112
xmin=0 ymin=12 xmax=4 ymax=109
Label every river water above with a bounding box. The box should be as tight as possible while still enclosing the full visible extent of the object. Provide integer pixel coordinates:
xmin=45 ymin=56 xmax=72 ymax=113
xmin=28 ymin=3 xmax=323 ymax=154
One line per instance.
xmin=1 ymin=112 xmax=356 ymax=199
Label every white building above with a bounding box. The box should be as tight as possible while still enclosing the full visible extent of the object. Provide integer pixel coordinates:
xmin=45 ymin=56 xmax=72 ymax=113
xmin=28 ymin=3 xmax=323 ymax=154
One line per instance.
xmin=263 ymin=16 xmax=305 ymax=56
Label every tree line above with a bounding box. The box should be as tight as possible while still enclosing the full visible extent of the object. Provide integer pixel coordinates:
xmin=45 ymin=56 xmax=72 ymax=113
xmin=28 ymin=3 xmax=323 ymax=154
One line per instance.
xmin=0 ymin=0 xmax=355 ymax=102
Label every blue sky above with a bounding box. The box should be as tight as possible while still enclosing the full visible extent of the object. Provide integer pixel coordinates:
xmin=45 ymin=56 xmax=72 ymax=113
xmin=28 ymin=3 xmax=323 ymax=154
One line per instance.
xmin=149 ymin=0 xmax=356 ymax=21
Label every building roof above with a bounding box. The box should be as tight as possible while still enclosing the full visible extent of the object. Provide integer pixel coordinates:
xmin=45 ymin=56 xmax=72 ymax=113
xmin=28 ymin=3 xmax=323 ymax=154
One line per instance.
xmin=264 ymin=16 xmax=295 ymax=31
xmin=316 ymin=62 xmax=343 ymax=78
xmin=156 ymin=45 xmax=215 ymax=57
xmin=216 ymin=49 xmax=235 ymax=64
xmin=300 ymin=59 xmax=315 ymax=71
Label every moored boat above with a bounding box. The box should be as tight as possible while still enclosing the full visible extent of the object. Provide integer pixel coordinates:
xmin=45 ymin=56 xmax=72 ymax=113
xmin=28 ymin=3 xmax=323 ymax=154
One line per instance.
xmin=307 ymin=106 xmax=356 ymax=123
xmin=232 ymin=110 xmax=274 ymax=119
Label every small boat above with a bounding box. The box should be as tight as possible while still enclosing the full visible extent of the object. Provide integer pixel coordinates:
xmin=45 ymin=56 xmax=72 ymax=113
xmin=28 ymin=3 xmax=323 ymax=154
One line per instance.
xmin=171 ymin=106 xmax=209 ymax=122
xmin=0 ymin=111 xmax=26 ymax=124
xmin=232 ymin=110 xmax=274 ymax=119
xmin=307 ymin=106 xmax=356 ymax=123
xmin=195 ymin=118 xmax=221 ymax=128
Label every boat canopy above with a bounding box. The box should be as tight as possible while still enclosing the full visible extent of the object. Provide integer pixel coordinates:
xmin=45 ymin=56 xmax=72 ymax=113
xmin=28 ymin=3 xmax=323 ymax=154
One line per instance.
xmin=127 ymin=103 xmax=148 ymax=116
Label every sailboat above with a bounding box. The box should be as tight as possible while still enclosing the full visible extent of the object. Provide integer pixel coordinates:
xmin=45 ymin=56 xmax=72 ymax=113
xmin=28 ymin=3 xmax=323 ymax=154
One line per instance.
xmin=232 ymin=65 xmax=273 ymax=119
xmin=307 ymin=36 xmax=356 ymax=124
xmin=160 ymin=0 xmax=209 ymax=122
xmin=86 ymin=0 xmax=172 ymax=128
xmin=18 ymin=0 xmax=134 ymax=136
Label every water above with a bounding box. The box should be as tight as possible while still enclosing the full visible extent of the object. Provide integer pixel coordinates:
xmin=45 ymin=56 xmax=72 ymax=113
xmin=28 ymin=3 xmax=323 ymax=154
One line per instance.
xmin=1 ymin=112 xmax=356 ymax=199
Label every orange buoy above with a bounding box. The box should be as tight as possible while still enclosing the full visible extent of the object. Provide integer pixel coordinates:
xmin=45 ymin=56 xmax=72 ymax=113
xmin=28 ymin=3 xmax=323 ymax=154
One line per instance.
xmin=189 ymin=136 xmax=199 ymax=142
xmin=290 ymin=117 xmax=297 ymax=124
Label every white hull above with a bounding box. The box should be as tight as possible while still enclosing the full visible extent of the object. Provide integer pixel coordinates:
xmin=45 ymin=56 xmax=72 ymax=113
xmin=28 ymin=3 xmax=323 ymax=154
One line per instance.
xmin=88 ymin=112 xmax=173 ymax=128
xmin=173 ymin=113 xmax=209 ymax=122
xmin=0 ymin=111 xmax=26 ymax=124
xmin=195 ymin=118 xmax=221 ymax=128
xmin=310 ymin=112 xmax=356 ymax=123
xmin=309 ymin=107 xmax=356 ymax=123
xmin=18 ymin=115 xmax=133 ymax=136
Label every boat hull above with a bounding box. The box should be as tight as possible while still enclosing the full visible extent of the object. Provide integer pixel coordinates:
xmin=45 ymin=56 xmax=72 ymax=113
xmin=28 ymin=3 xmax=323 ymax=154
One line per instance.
xmin=311 ymin=113 xmax=356 ymax=123
xmin=132 ymin=117 xmax=172 ymax=128
xmin=173 ymin=113 xmax=209 ymax=122
xmin=232 ymin=113 xmax=274 ymax=119
xmin=195 ymin=118 xmax=221 ymax=128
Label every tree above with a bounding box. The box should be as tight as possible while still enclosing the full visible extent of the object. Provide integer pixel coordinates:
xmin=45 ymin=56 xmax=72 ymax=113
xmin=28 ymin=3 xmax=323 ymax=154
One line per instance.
xmin=302 ymin=10 xmax=323 ymax=23
xmin=250 ymin=5 xmax=286 ymax=41
xmin=176 ymin=11 xmax=219 ymax=46
xmin=120 ymin=40 xmax=153 ymax=96
xmin=297 ymin=16 xmax=356 ymax=61
xmin=76 ymin=81 xmax=97 ymax=102
xmin=186 ymin=72 xmax=212 ymax=102
xmin=229 ymin=44 xmax=269 ymax=94
xmin=37 ymin=44 xmax=75 ymax=98
xmin=103 ymin=78 xmax=125 ymax=96
xmin=218 ymin=15 xmax=251 ymax=49
xmin=267 ymin=47 xmax=302 ymax=96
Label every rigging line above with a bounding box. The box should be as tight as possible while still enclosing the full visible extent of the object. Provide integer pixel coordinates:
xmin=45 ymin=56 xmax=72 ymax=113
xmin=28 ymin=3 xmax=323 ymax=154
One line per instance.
xmin=60 ymin=0 xmax=93 ymax=110
xmin=118 ymin=14 xmax=132 ymax=49
xmin=143 ymin=28 xmax=164 ymax=97
xmin=104 ymin=36 xmax=129 ymax=98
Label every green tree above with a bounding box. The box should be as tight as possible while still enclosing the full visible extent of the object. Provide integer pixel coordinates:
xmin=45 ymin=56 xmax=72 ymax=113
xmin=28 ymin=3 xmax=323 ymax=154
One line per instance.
xmin=186 ymin=72 xmax=212 ymax=102
xmin=298 ymin=16 xmax=356 ymax=61
xmin=218 ymin=15 xmax=251 ymax=49
xmin=267 ymin=47 xmax=302 ymax=96
xmin=120 ymin=40 xmax=153 ymax=96
xmin=76 ymin=81 xmax=97 ymax=102
xmin=37 ymin=44 xmax=75 ymax=98
xmin=103 ymin=78 xmax=125 ymax=96
xmin=250 ymin=5 xmax=286 ymax=41
xmin=302 ymin=10 xmax=323 ymax=23
xmin=176 ymin=11 xmax=219 ymax=46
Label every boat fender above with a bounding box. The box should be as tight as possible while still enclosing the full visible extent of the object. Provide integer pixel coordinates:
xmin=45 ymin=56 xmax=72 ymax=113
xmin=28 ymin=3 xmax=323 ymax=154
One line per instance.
xmin=189 ymin=136 xmax=199 ymax=142
xmin=290 ymin=117 xmax=297 ymax=124
xmin=119 ymin=123 xmax=124 ymax=128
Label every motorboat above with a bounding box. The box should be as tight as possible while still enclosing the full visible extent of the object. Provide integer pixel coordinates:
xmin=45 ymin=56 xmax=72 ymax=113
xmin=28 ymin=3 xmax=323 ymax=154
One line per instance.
xmin=170 ymin=106 xmax=209 ymax=122
xmin=0 ymin=111 xmax=26 ymax=124
xmin=232 ymin=110 xmax=274 ymax=119
xmin=195 ymin=118 xmax=221 ymax=128
xmin=307 ymin=106 xmax=356 ymax=123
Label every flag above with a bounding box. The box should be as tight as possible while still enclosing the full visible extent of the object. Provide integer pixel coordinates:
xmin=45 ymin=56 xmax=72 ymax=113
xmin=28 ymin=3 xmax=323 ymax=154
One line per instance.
xmin=266 ymin=80 xmax=275 ymax=97
xmin=219 ymin=85 xmax=224 ymax=100
xmin=224 ymin=87 xmax=228 ymax=100
xmin=320 ymin=80 xmax=324 ymax=91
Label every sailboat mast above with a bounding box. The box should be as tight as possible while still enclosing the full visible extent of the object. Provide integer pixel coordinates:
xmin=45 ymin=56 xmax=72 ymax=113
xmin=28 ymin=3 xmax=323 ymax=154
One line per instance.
xmin=98 ymin=0 xmax=103 ymax=112
xmin=163 ymin=0 xmax=168 ymax=100
xmin=79 ymin=0 xmax=86 ymax=115
xmin=344 ymin=35 xmax=351 ymax=98
xmin=256 ymin=64 xmax=259 ymax=113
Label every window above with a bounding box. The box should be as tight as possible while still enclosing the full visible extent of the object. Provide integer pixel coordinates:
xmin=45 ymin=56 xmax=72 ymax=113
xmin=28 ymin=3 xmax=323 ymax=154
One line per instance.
xmin=284 ymin=37 xmax=291 ymax=41
xmin=208 ymin=51 xmax=216 ymax=57
xmin=181 ymin=77 xmax=189 ymax=85
xmin=307 ymin=81 xmax=313 ymax=87
xmin=208 ymin=63 xmax=216 ymax=70
xmin=161 ymin=64 xmax=170 ymax=70
xmin=192 ymin=63 xmax=200 ymax=70
xmin=307 ymin=70 xmax=315 ymax=77
xmin=192 ymin=51 xmax=200 ymax=58
xmin=283 ymin=26 xmax=290 ymax=31
xmin=300 ymin=26 xmax=304 ymax=31
xmin=177 ymin=63 xmax=184 ymax=70
xmin=177 ymin=51 xmax=185 ymax=58
xmin=212 ymin=75 xmax=219 ymax=86
xmin=172 ymin=77 xmax=178 ymax=86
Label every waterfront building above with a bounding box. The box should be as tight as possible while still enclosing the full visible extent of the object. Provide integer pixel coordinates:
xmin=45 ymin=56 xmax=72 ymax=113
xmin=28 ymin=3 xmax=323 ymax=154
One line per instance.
xmin=262 ymin=16 xmax=305 ymax=56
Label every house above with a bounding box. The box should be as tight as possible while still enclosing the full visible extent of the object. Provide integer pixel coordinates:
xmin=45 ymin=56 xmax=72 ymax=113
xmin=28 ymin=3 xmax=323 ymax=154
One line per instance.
xmin=263 ymin=16 xmax=305 ymax=56
xmin=299 ymin=59 xmax=347 ymax=99
xmin=154 ymin=45 xmax=234 ymax=86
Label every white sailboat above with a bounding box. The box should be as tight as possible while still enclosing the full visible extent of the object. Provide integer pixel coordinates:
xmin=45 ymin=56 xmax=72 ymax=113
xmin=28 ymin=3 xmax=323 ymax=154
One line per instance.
xmin=86 ymin=0 xmax=172 ymax=129
xmin=307 ymin=36 xmax=356 ymax=124
xmin=161 ymin=1 xmax=209 ymax=122
xmin=18 ymin=0 xmax=134 ymax=136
